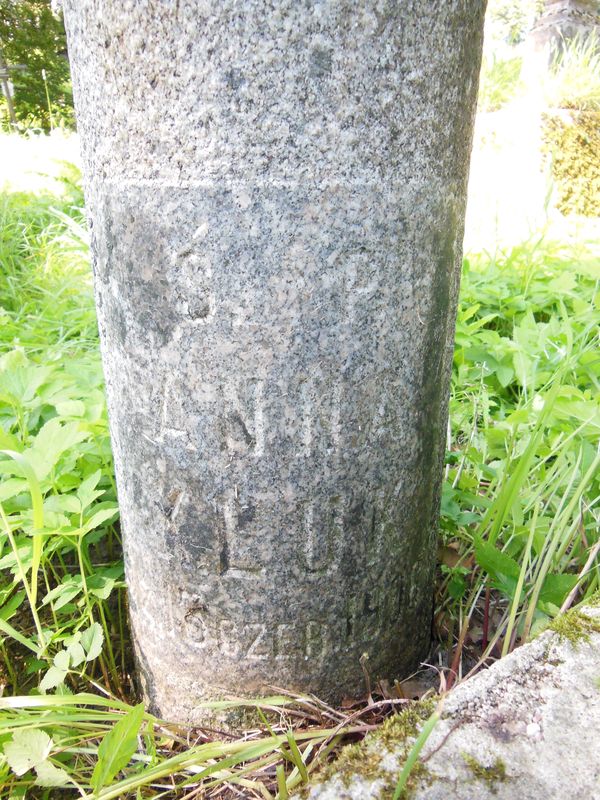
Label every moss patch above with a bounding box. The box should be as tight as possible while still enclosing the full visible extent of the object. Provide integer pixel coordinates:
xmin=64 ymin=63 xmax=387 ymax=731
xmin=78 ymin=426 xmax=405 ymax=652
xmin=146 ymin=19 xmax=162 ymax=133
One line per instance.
xmin=463 ymin=754 xmax=507 ymax=791
xmin=302 ymin=699 xmax=435 ymax=798
xmin=376 ymin=699 xmax=436 ymax=750
xmin=542 ymin=110 xmax=600 ymax=216
xmin=549 ymin=606 xmax=600 ymax=645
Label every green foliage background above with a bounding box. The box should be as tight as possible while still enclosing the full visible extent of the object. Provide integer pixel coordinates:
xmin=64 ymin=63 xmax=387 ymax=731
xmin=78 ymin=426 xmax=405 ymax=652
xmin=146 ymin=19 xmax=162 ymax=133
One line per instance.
xmin=0 ymin=0 xmax=73 ymax=131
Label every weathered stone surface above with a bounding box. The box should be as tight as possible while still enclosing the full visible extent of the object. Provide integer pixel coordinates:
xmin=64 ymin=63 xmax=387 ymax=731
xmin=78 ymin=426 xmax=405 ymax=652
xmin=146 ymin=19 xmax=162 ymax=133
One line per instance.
xmin=62 ymin=0 xmax=485 ymax=722
xmin=308 ymin=607 xmax=600 ymax=799
xmin=529 ymin=0 xmax=600 ymax=52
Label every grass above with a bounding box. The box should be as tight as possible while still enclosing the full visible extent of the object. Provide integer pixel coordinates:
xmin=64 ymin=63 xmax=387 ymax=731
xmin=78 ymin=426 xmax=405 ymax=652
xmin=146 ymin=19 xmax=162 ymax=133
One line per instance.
xmin=546 ymin=32 xmax=600 ymax=111
xmin=477 ymin=53 xmax=523 ymax=112
xmin=0 ymin=144 xmax=598 ymax=796
xmin=439 ymin=234 xmax=599 ymax=673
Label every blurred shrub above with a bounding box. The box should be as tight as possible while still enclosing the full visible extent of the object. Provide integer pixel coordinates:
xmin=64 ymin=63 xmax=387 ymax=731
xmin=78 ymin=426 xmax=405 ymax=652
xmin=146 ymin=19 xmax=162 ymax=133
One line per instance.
xmin=0 ymin=0 xmax=74 ymax=132
xmin=488 ymin=0 xmax=544 ymax=45
xmin=543 ymin=109 xmax=600 ymax=215
xmin=546 ymin=32 xmax=600 ymax=111
xmin=478 ymin=54 xmax=523 ymax=112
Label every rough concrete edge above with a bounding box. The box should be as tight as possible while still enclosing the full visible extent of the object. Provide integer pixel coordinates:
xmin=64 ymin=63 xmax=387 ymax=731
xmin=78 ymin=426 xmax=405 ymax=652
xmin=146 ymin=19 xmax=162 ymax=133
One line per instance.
xmin=305 ymin=604 xmax=600 ymax=799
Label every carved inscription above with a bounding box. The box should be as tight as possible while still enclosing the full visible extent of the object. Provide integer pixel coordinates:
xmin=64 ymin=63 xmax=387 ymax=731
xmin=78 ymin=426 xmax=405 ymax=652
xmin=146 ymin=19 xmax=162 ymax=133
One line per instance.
xmin=182 ymin=606 xmax=330 ymax=661
xmin=180 ymin=582 xmax=413 ymax=660
xmin=299 ymin=377 xmax=342 ymax=461
xmin=156 ymin=375 xmax=265 ymax=457
xmin=222 ymin=378 xmax=265 ymax=457
xmin=302 ymin=495 xmax=343 ymax=573
xmin=157 ymin=374 xmax=196 ymax=449
xmin=167 ymin=223 xmax=214 ymax=323
xmin=221 ymin=487 xmax=265 ymax=575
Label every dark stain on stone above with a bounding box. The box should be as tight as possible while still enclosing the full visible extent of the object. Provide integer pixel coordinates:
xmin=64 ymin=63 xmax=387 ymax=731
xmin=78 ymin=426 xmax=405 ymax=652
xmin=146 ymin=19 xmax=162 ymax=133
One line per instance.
xmin=370 ymin=506 xmax=377 ymax=538
xmin=238 ymin=503 xmax=256 ymax=527
xmin=346 ymin=497 xmax=365 ymax=529
xmin=310 ymin=46 xmax=333 ymax=78
xmin=396 ymin=578 xmax=406 ymax=614
xmin=185 ymin=601 xmax=208 ymax=621
xmin=363 ymin=592 xmax=378 ymax=615
xmin=231 ymin=413 xmax=255 ymax=448
xmin=188 ymin=297 xmax=210 ymax=319
xmin=103 ymin=205 xmax=115 ymax=275
xmin=225 ymin=67 xmax=245 ymax=90
xmin=108 ymin=300 xmax=128 ymax=346
xmin=162 ymin=488 xmax=181 ymax=520
xmin=219 ymin=531 xmax=230 ymax=575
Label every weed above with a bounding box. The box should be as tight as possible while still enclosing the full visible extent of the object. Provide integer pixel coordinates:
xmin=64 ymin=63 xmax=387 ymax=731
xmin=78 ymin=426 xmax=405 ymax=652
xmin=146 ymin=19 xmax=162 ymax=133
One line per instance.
xmin=439 ymin=233 xmax=600 ymax=663
xmin=308 ymin=699 xmax=437 ymax=799
xmin=478 ymin=54 xmax=523 ymax=111
xmin=546 ymin=32 xmax=600 ymax=111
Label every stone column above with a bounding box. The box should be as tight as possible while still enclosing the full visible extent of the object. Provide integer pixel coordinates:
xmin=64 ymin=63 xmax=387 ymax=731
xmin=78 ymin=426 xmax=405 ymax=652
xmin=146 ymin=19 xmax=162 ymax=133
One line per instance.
xmin=62 ymin=0 xmax=486 ymax=723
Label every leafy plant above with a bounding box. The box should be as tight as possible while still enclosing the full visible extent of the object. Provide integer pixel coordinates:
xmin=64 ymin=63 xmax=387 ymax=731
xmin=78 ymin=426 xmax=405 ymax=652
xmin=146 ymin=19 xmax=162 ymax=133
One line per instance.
xmin=91 ymin=702 xmax=145 ymax=794
xmin=0 ymin=176 xmax=124 ymax=712
xmin=440 ymin=235 xmax=600 ymax=660
xmin=487 ymin=0 xmax=542 ymax=45
xmin=478 ymin=53 xmax=523 ymax=112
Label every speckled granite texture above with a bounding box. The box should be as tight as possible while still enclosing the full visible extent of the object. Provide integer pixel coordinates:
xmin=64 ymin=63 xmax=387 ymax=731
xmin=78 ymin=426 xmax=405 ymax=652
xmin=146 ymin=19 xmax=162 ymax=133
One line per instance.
xmin=62 ymin=0 xmax=486 ymax=723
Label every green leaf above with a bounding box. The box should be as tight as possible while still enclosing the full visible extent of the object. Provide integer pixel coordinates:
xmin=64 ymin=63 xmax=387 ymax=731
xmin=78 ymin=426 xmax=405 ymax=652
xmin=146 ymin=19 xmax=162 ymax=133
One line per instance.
xmin=448 ymin=573 xmax=467 ymax=601
xmin=54 ymin=399 xmax=86 ymax=417
xmin=393 ymin=704 xmax=442 ymax=800
xmin=81 ymin=622 xmax=104 ymax=661
xmin=0 ymin=365 xmax=53 ymax=407
xmin=88 ymin=576 xmax=115 ymax=600
xmin=3 ymin=729 xmax=52 ymax=776
xmin=82 ymin=504 xmax=119 ymax=533
xmin=0 ymin=590 xmax=26 ymax=621
xmin=76 ymin=469 xmax=103 ymax=511
xmin=67 ymin=641 xmax=86 ymax=668
xmin=0 ymin=477 xmax=28 ymax=502
xmin=474 ymin=538 xmax=520 ymax=580
xmin=54 ymin=649 xmax=70 ymax=670
xmin=0 ymin=449 xmax=45 ymax=606
xmin=35 ymin=759 xmax=71 ymax=787
xmin=26 ymin=419 xmax=88 ymax=481
xmin=495 ymin=364 xmax=514 ymax=387
xmin=91 ymin=702 xmax=145 ymax=793
xmin=43 ymin=576 xmax=82 ymax=610
xmin=44 ymin=494 xmax=81 ymax=515
xmin=0 ymin=614 xmax=38 ymax=654
xmin=0 ymin=543 xmax=32 ymax=573
xmin=39 ymin=665 xmax=68 ymax=693
xmin=539 ymin=574 xmax=579 ymax=606
xmin=42 ymin=575 xmax=83 ymax=611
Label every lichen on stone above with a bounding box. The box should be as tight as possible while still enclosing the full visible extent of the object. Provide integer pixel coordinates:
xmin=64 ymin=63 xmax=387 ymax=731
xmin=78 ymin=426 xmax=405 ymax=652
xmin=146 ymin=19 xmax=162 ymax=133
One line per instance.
xmin=463 ymin=753 xmax=507 ymax=791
